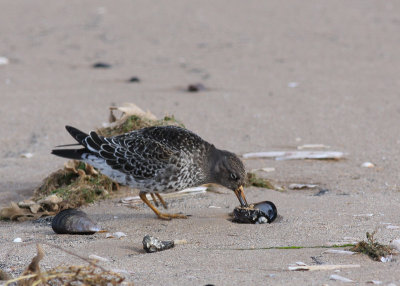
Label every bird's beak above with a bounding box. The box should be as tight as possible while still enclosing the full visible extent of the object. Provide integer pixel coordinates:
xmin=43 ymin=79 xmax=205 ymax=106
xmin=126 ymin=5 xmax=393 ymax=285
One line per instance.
xmin=234 ymin=185 xmax=248 ymax=207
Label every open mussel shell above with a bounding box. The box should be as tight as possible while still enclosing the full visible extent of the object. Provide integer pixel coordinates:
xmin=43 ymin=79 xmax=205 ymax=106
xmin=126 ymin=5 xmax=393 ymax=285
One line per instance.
xmin=233 ymin=201 xmax=277 ymax=224
xmin=51 ymin=209 xmax=100 ymax=235
xmin=142 ymin=235 xmax=175 ymax=253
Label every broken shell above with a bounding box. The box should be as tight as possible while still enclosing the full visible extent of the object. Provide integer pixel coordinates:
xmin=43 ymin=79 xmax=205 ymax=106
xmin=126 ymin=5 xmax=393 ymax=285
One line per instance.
xmin=233 ymin=201 xmax=277 ymax=224
xmin=51 ymin=209 xmax=100 ymax=235
xmin=142 ymin=235 xmax=174 ymax=253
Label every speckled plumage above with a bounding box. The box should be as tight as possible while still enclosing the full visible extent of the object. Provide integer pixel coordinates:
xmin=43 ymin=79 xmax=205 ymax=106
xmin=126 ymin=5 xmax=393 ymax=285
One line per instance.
xmin=52 ymin=125 xmax=247 ymax=219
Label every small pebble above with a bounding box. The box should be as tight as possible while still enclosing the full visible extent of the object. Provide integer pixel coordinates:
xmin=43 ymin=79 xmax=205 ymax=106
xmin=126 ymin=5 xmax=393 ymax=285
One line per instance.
xmin=89 ymin=254 xmax=109 ymax=262
xmin=128 ymin=76 xmax=140 ymax=83
xmin=20 ymin=153 xmax=33 ymax=158
xmin=187 ymin=83 xmax=206 ymax=92
xmin=0 ymin=57 xmax=9 ymax=65
xmin=114 ymin=232 xmax=127 ymax=239
xmin=13 ymin=237 xmax=22 ymax=243
xmin=361 ymin=162 xmax=375 ymax=168
xmin=288 ymin=82 xmax=299 ymax=88
xmin=92 ymin=62 xmax=111 ymax=69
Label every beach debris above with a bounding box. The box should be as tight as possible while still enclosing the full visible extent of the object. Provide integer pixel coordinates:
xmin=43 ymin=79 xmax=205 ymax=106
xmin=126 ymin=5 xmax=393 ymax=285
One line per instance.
xmin=20 ymin=152 xmax=33 ymax=158
xmin=0 ymin=56 xmax=9 ymax=65
xmin=99 ymin=103 xmax=183 ymax=137
xmin=127 ymin=76 xmax=140 ymax=83
xmin=288 ymin=183 xmax=318 ymax=190
xmin=121 ymin=186 xmax=207 ymax=206
xmin=314 ymin=189 xmax=329 ymax=196
xmin=390 ymin=239 xmax=400 ymax=252
xmin=3 ymin=243 xmax=126 ymax=285
xmin=92 ymin=62 xmax=111 ymax=68
xmin=143 ymin=235 xmax=175 ymax=253
xmin=385 ymin=225 xmax=399 ymax=230
xmin=288 ymin=264 xmax=360 ymax=271
xmin=187 ymin=83 xmax=206 ymax=92
xmin=250 ymin=167 xmax=275 ymax=173
xmin=52 ymin=209 xmax=100 ymax=235
xmin=288 ymin=82 xmax=299 ymax=88
xmin=366 ymin=280 xmax=383 ymax=285
xmin=329 ymin=274 xmax=353 ymax=283
xmin=351 ymin=231 xmax=393 ymax=261
xmin=13 ymin=237 xmax=22 ymax=243
xmin=361 ymin=162 xmax=375 ymax=168
xmin=233 ymin=201 xmax=277 ymax=224
xmin=323 ymin=249 xmax=356 ymax=255
xmin=297 ymin=144 xmax=330 ymax=150
xmin=106 ymin=232 xmax=127 ymax=239
xmin=245 ymin=172 xmax=275 ymax=189
xmin=89 ymin=254 xmax=109 ymax=262
xmin=242 ymin=151 xmax=344 ymax=160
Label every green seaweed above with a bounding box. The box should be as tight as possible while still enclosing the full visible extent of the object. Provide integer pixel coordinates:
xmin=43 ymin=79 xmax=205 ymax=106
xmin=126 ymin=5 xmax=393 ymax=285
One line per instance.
xmin=245 ymin=172 xmax=275 ymax=189
xmin=351 ymin=231 xmax=393 ymax=261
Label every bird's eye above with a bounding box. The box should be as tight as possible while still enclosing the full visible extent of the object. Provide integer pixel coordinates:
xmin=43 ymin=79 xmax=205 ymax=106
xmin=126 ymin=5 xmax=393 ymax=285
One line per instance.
xmin=230 ymin=173 xmax=238 ymax=180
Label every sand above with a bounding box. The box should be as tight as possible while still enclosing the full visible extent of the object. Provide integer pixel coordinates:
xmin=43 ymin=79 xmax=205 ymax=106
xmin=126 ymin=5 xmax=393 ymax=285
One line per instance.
xmin=1 ymin=1 xmax=400 ymax=285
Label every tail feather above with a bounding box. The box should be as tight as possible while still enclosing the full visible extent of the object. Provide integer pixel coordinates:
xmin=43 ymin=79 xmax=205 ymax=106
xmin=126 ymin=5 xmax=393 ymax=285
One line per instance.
xmin=51 ymin=148 xmax=87 ymax=160
xmin=65 ymin=125 xmax=89 ymax=145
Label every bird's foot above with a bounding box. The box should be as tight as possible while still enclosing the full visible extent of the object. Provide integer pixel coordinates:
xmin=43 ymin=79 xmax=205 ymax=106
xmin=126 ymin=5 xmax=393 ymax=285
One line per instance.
xmin=157 ymin=213 xmax=188 ymax=220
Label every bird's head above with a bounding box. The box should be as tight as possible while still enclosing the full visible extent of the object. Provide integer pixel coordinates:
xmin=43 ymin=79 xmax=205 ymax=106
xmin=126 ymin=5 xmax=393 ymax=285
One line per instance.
xmin=212 ymin=150 xmax=248 ymax=207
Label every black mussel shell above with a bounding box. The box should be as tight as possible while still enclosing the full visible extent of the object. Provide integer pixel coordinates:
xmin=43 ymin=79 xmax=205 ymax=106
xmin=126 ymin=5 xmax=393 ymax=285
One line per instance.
xmin=51 ymin=209 xmax=100 ymax=235
xmin=233 ymin=201 xmax=277 ymax=224
xmin=142 ymin=235 xmax=174 ymax=253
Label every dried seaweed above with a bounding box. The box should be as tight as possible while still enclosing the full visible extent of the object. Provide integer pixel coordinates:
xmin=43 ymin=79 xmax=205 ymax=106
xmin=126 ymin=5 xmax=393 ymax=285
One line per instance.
xmin=351 ymin=231 xmax=393 ymax=261
xmin=245 ymin=172 xmax=275 ymax=189
xmin=98 ymin=114 xmax=184 ymax=137
xmin=1 ymin=161 xmax=119 ymax=221
xmin=4 ymin=244 xmax=127 ymax=286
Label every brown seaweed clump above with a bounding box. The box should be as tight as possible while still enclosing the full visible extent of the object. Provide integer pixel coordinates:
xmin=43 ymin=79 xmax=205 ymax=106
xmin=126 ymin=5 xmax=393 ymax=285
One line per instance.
xmin=245 ymin=172 xmax=275 ymax=189
xmin=98 ymin=103 xmax=185 ymax=137
xmin=0 ymin=161 xmax=119 ymax=221
xmin=351 ymin=231 xmax=394 ymax=261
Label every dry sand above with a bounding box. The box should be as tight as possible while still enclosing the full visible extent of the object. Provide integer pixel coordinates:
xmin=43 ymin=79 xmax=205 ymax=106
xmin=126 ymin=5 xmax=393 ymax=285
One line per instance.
xmin=1 ymin=1 xmax=400 ymax=285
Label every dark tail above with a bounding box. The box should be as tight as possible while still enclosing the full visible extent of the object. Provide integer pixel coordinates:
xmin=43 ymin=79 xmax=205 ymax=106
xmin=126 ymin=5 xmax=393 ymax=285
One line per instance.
xmin=65 ymin=125 xmax=89 ymax=145
xmin=52 ymin=126 xmax=90 ymax=159
xmin=51 ymin=148 xmax=87 ymax=160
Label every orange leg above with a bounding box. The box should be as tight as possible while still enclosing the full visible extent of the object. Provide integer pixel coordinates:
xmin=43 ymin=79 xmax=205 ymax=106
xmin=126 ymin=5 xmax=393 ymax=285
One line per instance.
xmin=139 ymin=192 xmax=186 ymax=220
xmin=155 ymin=193 xmax=168 ymax=209
xmin=150 ymin=193 xmax=159 ymax=207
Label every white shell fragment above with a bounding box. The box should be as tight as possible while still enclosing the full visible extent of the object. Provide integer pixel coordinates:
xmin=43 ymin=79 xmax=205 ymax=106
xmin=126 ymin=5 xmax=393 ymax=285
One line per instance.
xmin=89 ymin=254 xmax=109 ymax=262
xmin=113 ymin=232 xmax=127 ymax=239
xmin=361 ymin=162 xmax=375 ymax=168
xmin=386 ymin=225 xmax=400 ymax=230
xmin=20 ymin=153 xmax=34 ymax=158
xmin=297 ymin=144 xmax=330 ymax=150
xmin=288 ymin=264 xmax=360 ymax=271
xmin=0 ymin=57 xmax=9 ymax=65
xmin=323 ymin=249 xmax=355 ymax=255
xmin=367 ymin=281 xmax=383 ymax=285
xmin=13 ymin=237 xmax=22 ymax=243
xmin=390 ymin=239 xmax=400 ymax=252
xmin=242 ymin=151 xmax=344 ymax=160
xmin=329 ymin=274 xmax=353 ymax=283
xmin=288 ymin=184 xmax=319 ymax=190
xmin=250 ymin=167 xmax=275 ymax=173
xmin=288 ymin=82 xmax=299 ymax=88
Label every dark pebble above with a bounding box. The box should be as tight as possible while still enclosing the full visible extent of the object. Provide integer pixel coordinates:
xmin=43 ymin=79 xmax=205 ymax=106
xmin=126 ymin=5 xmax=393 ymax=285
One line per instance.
xmin=92 ymin=62 xmax=112 ymax=69
xmin=128 ymin=76 xmax=140 ymax=83
xmin=187 ymin=83 xmax=206 ymax=92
